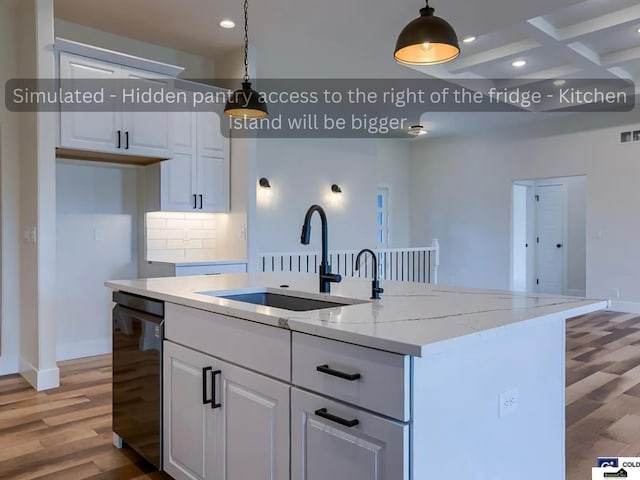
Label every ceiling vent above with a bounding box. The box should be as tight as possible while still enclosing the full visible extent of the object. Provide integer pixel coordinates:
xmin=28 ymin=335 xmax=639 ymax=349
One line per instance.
xmin=620 ymin=130 xmax=640 ymax=144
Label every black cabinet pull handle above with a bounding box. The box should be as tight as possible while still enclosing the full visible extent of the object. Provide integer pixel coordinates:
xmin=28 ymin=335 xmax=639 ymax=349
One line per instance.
xmin=314 ymin=408 xmax=359 ymax=428
xmin=316 ymin=364 xmax=361 ymax=381
xmin=202 ymin=366 xmax=212 ymax=405
xmin=211 ymin=369 xmax=222 ymax=409
xmin=556 ymin=244 xmax=563 ymax=248
xmin=125 ymin=131 xmax=130 ymax=150
xmin=117 ymin=130 xmax=121 ymax=149
xmin=198 ymin=194 xmax=203 ymax=210
xmin=193 ymin=194 xmax=197 ymax=209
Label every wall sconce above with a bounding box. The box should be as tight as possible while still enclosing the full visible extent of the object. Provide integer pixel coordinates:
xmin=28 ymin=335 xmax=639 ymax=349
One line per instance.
xmin=259 ymin=177 xmax=271 ymax=188
xmin=331 ymin=184 xmax=342 ymax=194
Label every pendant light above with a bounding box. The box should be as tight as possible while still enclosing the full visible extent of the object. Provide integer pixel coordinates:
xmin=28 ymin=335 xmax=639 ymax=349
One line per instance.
xmin=224 ymin=0 xmax=268 ymax=118
xmin=394 ymin=0 xmax=460 ymax=66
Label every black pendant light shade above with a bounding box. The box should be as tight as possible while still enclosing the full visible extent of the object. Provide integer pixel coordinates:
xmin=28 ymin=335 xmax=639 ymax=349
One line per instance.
xmin=224 ymin=0 xmax=268 ymax=118
xmin=225 ymin=81 xmax=268 ymax=118
xmin=394 ymin=1 xmax=460 ymax=66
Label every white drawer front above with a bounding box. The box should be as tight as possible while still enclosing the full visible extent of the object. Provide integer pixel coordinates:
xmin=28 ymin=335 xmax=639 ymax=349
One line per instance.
xmin=175 ymin=263 xmax=247 ymax=276
xmin=165 ymin=303 xmax=290 ymax=381
xmin=292 ymin=332 xmax=410 ymax=421
xmin=291 ymin=388 xmax=409 ymax=480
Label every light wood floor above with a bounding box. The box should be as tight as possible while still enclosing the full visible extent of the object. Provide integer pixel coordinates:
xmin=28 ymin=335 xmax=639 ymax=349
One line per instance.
xmin=0 ymin=310 xmax=638 ymax=479
xmin=0 ymin=355 xmax=171 ymax=479
xmin=566 ymin=310 xmax=640 ymax=479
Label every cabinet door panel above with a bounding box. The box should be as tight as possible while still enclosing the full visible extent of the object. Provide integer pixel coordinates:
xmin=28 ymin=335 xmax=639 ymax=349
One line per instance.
xmin=196 ymin=111 xmax=229 ymax=212
xmin=198 ymin=110 xmax=227 ymax=156
xmin=291 ymin=388 xmax=408 ymax=480
xmin=218 ymin=360 xmax=290 ymax=480
xmin=59 ymin=52 xmax=121 ymax=152
xmin=160 ymin=151 xmax=196 ymax=212
xmin=197 ymin=153 xmax=229 ymax=212
xmin=121 ymin=67 xmax=171 ymax=158
xmin=163 ymin=341 xmax=219 ymax=480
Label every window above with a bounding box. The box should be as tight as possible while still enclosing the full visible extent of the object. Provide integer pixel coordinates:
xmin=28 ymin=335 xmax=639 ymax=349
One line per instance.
xmin=376 ymin=187 xmax=389 ymax=248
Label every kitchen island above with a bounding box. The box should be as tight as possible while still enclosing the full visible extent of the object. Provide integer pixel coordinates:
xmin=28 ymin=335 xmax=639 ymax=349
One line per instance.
xmin=107 ymin=272 xmax=607 ymax=480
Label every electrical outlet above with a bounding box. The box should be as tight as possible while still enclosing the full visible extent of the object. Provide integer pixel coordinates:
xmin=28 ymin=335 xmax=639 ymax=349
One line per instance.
xmin=499 ymin=388 xmax=519 ymax=418
xmin=611 ymin=288 xmax=620 ymax=299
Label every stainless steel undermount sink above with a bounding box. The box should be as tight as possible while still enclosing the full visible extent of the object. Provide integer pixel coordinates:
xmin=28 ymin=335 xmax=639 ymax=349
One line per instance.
xmin=197 ymin=288 xmax=367 ymax=312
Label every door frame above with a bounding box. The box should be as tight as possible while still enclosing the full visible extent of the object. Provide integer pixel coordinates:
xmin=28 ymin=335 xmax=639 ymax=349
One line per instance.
xmin=510 ymin=181 xmax=536 ymax=292
xmin=511 ymin=179 xmax=571 ymax=294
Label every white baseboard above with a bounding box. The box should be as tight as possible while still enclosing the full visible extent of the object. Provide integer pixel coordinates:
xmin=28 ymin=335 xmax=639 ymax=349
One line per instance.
xmin=56 ymin=338 xmax=112 ymax=362
xmin=19 ymin=357 xmax=60 ymax=391
xmin=609 ymin=300 xmax=640 ymax=314
xmin=0 ymin=355 xmax=19 ymax=375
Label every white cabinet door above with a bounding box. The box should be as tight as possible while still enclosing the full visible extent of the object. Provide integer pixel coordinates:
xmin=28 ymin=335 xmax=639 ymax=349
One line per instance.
xmin=159 ymin=100 xmax=196 ymax=211
xmin=160 ymin=151 xmax=197 ymax=211
xmin=163 ymin=341 xmax=220 ymax=480
xmin=291 ymin=388 xmax=408 ymax=480
xmin=164 ymin=341 xmax=289 ymax=480
xmin=196 ymin=111 xmax=229 ymax=213
xmin=216 ymin=359 xmax=290 ymax=480
xmin=121 ymin=67 xmax=172 ymax=158
xmin=59 ymin=52 xmax=122 ymax=153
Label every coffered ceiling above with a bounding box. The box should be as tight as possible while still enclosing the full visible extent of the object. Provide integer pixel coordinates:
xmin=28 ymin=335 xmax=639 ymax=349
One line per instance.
xmin=421 ymin=0 xmax=640 ymax=83
xmin=50 ymin=0 xmax=640 ymax=136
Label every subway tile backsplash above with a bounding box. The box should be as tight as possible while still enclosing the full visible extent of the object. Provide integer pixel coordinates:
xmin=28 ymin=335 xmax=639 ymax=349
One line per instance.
xmin=146 ymin=212 xmax=218 ymax=262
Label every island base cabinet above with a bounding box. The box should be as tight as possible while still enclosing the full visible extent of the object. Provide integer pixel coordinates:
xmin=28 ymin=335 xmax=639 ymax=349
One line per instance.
xmin=291 ymin=388 xmax=409 ymax=480
xmin=163 ymin=341 xmax=290 ymax=480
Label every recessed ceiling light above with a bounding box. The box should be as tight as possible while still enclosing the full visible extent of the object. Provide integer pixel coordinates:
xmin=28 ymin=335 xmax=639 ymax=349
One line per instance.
xmin=408 ymin=125 xmax=428 ymax=136
xmin=553 ymin=79 xmax=566 ymax=87
xmin=637 ymin=27 xmax=640 ymax=33
xmin=462 ymin=36 xmax=476 ymax=44
xmin=219 ymin=19 xmax=235 ymax=29
xmin=512 ymin=60 xmax=527 ymax=68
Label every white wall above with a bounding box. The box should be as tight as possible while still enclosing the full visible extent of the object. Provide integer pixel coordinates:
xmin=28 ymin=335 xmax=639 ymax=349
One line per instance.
xmin=54 ymin=19 xmax=216 ymax=78
xmin=56 ymin=161 xmax=138 ymax=361
xmin=254 ymin=138 xmax=411 ymax=254
xmin=410 ymin=111 xmax=640 ymax=310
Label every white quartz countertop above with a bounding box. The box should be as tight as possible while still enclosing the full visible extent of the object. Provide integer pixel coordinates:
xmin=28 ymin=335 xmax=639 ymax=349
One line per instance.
xmin=106 ymin=273 xmax=608 ymax=356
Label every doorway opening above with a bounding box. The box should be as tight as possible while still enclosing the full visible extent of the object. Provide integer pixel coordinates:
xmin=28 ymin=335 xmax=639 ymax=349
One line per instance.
xmin=511 ymin=176 xmax=586 ymax=296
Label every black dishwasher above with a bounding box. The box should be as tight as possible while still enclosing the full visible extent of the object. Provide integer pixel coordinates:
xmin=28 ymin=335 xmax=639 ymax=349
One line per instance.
xmin=112 ymin=291 xmax=164 ymax=470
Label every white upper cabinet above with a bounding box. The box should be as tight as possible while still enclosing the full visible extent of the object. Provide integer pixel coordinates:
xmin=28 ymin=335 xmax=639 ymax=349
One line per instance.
xmin=58 ymin=51 xmax=171 ymax=159
xmin=196 ymin=111 xmax=230 ymax=212
xmin=121 ymin=66 xmax=172 ymax=157
xmin=59 ymin=52 xmax=122 ymax=153
xmin=149 ymin=90 xmax=230 ymax=213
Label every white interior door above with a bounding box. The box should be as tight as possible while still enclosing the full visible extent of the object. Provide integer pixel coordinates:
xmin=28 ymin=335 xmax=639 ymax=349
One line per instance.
xmin=535 ymin=184 xmax=565 ymax=294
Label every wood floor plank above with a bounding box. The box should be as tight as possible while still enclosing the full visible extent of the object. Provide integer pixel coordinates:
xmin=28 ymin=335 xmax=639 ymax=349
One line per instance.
xmin=32 ymin=462 xmax=102 ymax=480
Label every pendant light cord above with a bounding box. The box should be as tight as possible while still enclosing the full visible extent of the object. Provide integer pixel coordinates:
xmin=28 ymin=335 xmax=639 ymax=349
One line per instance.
xmin=243 ymin=0 xmax=249 ymax=82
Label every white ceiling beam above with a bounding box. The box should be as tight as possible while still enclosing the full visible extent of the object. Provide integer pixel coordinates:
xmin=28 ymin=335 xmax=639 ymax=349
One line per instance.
xmin=515 ymin=64 xmax=581 ymax=80
xmin=566 ymin=42 xmax=602 ymax=66
xmin=607 ymin=67 xmax=633 ymax=81
xmin=519 ymin=20 xmax=620 ymax=80
xmin=602 ymin=46 xmax=640 ymax=67
xmin=447 ymin=39 xmax=539 ymax=74
xmin=558 ymin=4 xmax=640 ymax=41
